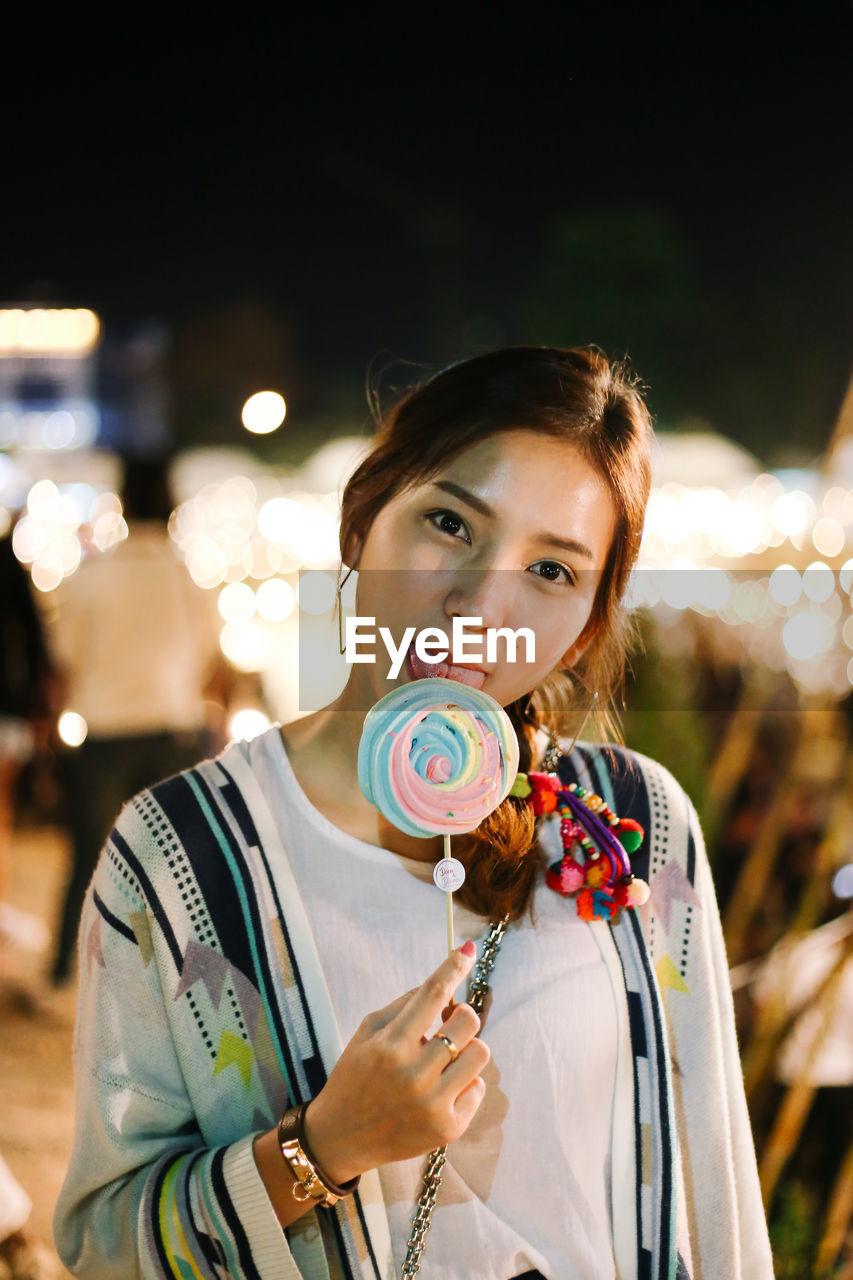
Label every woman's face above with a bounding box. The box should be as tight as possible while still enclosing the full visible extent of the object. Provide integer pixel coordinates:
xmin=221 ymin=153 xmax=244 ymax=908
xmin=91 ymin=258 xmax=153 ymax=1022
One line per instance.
xmin=348 ymin=430 xmax=618 ymax=708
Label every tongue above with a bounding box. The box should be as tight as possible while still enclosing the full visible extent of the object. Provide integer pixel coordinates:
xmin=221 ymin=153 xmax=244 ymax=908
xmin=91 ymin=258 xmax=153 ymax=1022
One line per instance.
xmin=437 ymin=664 xmax=486 ymax=689
xmin=406 ymin=647 xmax=486 ymax=689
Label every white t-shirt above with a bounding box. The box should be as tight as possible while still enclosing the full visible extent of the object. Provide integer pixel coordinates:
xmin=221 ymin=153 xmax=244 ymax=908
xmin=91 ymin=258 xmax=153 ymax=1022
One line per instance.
xmin=249 ymin=727 xmax=624 ymax=1279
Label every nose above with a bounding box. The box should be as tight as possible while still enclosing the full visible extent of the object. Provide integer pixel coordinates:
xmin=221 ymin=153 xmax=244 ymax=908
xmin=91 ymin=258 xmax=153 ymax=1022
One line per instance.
xmin=443 ymin=568 xmax=512 ymax=634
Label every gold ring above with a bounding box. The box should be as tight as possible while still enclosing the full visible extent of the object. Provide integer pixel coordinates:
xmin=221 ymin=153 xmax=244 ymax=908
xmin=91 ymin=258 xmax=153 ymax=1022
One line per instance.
xmin=433 ymin=1033 xmax=459 ymax=1062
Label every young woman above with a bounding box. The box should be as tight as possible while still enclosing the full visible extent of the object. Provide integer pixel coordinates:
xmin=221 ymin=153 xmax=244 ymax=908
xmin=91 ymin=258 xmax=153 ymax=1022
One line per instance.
xmin=54 ymin=347 xmax=774 ymax=1279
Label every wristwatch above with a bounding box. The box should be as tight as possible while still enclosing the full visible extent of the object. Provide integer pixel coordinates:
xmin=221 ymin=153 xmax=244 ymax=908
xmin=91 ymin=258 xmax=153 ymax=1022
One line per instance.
xmin=277 ymin=1102 xmax=360 ymax=1208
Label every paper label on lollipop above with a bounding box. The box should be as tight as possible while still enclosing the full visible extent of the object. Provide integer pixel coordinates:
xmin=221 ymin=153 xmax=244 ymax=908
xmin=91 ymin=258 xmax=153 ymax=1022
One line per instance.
xmin=433 ymin=857 xmax=466 ymax=893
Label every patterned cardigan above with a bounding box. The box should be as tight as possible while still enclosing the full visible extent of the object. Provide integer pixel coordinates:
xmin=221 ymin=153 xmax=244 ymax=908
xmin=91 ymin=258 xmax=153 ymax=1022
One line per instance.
xmin=54 ymin=737 xmax=775 ymax=1280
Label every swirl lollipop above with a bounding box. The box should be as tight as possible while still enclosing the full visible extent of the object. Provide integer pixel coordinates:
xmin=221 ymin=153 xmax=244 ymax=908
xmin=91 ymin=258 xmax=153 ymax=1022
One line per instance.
xmin=358 ymin=677 xmax=520 ymax=951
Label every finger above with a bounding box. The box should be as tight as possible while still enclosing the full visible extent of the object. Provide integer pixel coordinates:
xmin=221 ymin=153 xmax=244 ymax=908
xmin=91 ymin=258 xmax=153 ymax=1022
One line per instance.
xmin=391 ymin=944 xmax=477 ymax=1044
xmin=438 ymin=1035 xmax=490 ymax=1095
xmin=422 ymin=1003 xmax=481 ymax=1067
xmin=450 ymin=1073 xmax=487 ymax=1132
xmin=360 ymin=986 xmax=420 ymax=1036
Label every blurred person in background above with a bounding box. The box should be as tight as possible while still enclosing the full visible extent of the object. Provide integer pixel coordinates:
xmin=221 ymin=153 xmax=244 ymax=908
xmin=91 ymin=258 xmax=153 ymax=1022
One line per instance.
xmin=46 ymin=456 xmax=225 ymax=987
xmin=0 ymin=530 xmax=61 ymax=1280
xmin=0 ymin=529 xmax=56 ymax=973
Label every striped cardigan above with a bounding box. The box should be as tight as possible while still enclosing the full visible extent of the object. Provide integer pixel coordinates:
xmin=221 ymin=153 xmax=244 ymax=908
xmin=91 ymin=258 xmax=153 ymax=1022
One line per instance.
xmin=54 ymin=736 xmax=775 ymax=1279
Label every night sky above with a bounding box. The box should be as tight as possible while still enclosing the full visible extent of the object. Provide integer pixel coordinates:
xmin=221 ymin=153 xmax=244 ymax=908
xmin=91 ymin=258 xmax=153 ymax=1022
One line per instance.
xmin=3 ymin=8 xmax=852 ymax=456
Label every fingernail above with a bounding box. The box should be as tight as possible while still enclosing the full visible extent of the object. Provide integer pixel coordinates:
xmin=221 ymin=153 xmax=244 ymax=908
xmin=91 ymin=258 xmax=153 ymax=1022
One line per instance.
xmin=459 ymin=941 xmax=476 ymax=958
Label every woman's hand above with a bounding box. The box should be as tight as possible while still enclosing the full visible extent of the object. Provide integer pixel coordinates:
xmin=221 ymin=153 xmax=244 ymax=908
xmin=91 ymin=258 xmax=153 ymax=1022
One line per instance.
xmin=303 ymin=942 xmax=489 ymax=1183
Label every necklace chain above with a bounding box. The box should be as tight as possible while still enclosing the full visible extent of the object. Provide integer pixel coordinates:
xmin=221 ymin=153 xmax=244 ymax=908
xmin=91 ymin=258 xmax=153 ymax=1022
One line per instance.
xmin=541 ymin=736 xmax=564 ymax=773
xmin=400 ymin=915 xmax=509 ymax=1278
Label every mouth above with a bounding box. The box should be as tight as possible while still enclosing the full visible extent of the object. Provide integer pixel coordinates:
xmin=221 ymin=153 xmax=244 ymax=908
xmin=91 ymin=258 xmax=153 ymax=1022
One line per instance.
xmin=405 ymin=643 xmax=488 ymax=690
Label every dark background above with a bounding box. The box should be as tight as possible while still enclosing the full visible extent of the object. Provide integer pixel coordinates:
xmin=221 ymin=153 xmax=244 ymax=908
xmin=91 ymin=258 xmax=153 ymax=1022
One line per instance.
xmin=3 ymin=6 xmax=851 ymax=460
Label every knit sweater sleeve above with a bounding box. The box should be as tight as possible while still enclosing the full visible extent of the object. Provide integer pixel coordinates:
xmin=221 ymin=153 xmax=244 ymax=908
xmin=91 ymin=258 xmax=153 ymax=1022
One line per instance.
xmin=623 ymin=752 xmax=775 ymax=1280
xmin=52 ymin=805 xmax=306 ymax=1280
xmin=679 ymin=790 xmax=775 ymax=1280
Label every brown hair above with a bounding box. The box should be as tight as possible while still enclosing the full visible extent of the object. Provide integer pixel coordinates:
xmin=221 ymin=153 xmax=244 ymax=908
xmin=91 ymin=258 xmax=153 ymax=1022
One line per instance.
xmin=340 ymin=346 xmax=653 ymax=921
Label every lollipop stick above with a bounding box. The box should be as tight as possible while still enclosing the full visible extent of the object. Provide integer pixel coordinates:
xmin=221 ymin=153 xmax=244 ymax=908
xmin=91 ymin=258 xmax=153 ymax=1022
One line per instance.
xmin=443 ymin=834 xmax=455 ymax=954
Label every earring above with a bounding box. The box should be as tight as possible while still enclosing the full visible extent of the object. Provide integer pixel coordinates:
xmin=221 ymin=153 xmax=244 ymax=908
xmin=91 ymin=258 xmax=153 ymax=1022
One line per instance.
xmin=337 ymin=566 xmax=355 ymax=655
xmin=540 ymin=690 xmax=600 ymax=771
xmin=564 ymin=689 xmax=599 ymax=755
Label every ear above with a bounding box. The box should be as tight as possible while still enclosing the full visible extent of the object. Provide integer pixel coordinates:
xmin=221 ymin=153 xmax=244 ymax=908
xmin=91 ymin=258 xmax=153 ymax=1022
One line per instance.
xmin=558 ymin=619 xmax=600 ymax=672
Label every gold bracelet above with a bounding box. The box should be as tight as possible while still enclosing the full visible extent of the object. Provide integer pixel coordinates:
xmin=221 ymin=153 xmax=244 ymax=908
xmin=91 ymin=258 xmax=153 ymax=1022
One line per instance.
xmin=277 ymin=1102 xmax=360 ymax=1209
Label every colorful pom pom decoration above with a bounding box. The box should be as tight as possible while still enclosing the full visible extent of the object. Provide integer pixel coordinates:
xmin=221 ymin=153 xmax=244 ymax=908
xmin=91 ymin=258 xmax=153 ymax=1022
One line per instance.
xmin=519 ymin=771 xmax=649 ymax=922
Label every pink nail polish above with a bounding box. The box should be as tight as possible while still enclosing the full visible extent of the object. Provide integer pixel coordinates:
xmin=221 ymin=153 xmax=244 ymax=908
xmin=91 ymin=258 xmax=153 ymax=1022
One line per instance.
xmin=459 ymin=941 xmax=476 ymax=958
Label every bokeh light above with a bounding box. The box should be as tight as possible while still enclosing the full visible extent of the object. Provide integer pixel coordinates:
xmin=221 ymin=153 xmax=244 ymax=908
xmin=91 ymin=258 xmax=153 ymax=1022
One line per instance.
xmin=219 ymin=621 xmax=269 ymax=672
xmin=58 ymin=710 xmax=88 ymax=747
xmin=782 ymin=613 xmax=834 ymax=661
xmin=842 ymin=617 xmax=853 ymax=649
xmin=31 ymin=555 xmax=65 ymax=593
xmin=0 ymin=308 xmax=100 ymax=355
xmin=771 ymin=490 xmax=814 ymax=538
xmin=812 ymin=516 xmax=845 ymax=558
xmin=241 ymin=391 xmax=286 ymax=435
xmin=27 ymin=479 xmax=62 ymax=521
xmin=768 ymin=565 xmax=802 ymax=607
xmin=229 ymin=708 xmax=272 ymax=742
xmin=256 ymin=577 xmax=296 ymax=621
xmin=92 ymin=511 xmax=128 ymax=552
xmin=831 ymin=864 xmax=853 ymax=899
xmin=218 ymin=581 xmax=256 ymax=624
xmin=298 ymin=570 xmax=337 ymax=615
xmin=801 ymin=561 xmax=835 ymax=604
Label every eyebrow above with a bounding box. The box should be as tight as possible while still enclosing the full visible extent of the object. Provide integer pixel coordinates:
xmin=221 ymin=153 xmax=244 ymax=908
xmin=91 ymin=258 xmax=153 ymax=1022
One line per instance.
xmin=430 ymin=480 xmax=596 ymax=560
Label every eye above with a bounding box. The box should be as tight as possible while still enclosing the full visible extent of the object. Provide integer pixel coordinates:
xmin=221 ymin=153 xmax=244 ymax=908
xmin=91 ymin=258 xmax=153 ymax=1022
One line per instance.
xmin=425 ymin=509 xmax=472 ymax=544
xmin=529 ymin=559 xmax=576 ymax=586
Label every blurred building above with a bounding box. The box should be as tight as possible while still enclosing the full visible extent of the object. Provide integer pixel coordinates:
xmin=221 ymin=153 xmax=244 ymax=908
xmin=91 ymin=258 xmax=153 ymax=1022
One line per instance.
xmin=0 ymin=305 xmax=101 ymax=455
xmin=0 ymin=302 xmax=169 ymax=456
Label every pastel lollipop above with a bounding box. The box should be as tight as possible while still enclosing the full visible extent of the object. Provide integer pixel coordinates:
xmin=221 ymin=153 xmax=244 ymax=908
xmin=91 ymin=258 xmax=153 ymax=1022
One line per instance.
xmin=358 ymin=677 xmax=520 ymax=837
xmin=358 ymin=677 xmax=520 ymax=953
